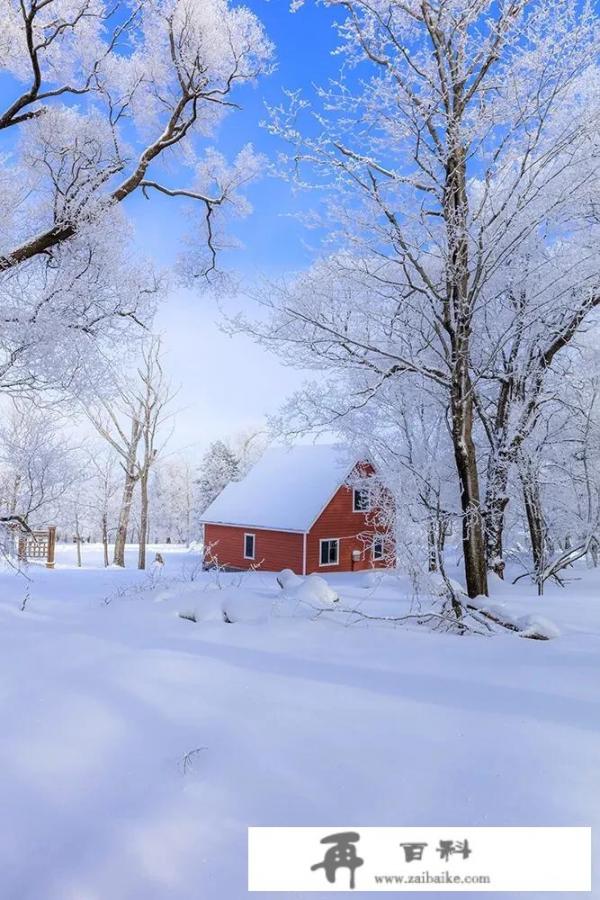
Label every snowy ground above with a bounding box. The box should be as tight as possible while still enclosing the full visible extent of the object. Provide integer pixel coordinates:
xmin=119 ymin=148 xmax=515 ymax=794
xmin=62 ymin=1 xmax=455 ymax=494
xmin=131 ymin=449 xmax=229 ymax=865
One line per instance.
xmin=0 ymin=543 xmax=598 ymax=899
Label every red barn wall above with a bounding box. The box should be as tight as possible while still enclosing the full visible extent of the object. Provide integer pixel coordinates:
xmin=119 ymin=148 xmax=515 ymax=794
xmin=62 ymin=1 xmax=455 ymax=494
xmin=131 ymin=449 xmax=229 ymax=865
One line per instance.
xmin=306 ymin=482 xmax=389 ymax=574
xmin=203 ymin=523 xmax=304 ymax=573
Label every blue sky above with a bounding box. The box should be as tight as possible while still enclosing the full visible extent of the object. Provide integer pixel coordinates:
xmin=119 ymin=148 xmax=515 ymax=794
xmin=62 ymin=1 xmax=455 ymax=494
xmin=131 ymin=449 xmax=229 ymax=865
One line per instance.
xmin=148 ymin=0 xmax=344 ymax=455
xmin=135 ymin=0 xmax=342 ymax=274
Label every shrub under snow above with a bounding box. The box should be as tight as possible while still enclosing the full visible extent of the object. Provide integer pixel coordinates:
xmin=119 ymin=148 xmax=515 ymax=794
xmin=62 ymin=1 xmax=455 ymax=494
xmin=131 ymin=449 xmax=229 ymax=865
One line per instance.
xmin=294 ymin=574 xmax=339 ymax=606
xmin=516 ymin=615 xmax=561 ymax=640
xmin=276 ymin=568 xmax=304 ymax=590
xmin=220 ymin=591 xmax=272 ymax=625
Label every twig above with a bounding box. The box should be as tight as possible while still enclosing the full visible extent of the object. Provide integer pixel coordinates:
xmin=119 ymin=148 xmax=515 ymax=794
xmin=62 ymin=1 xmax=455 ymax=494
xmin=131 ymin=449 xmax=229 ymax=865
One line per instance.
xmin=180 ymin=746 xmax=207 ymax=775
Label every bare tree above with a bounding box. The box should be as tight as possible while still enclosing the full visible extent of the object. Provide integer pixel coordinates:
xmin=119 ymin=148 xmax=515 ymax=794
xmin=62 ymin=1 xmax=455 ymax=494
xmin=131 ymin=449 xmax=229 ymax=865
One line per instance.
xmin=135 ymin=339 xmax=174 ymax=569
xmin=87 ymin=448 xmax=121 ymax=567
xmin=514 ymin=373 xmax=600 ymax=592
xmin=86 ymin=337 xmax=172 ymax=567
xmin=0 ymin=1 xmax=272 ymax=410
xmin=0 ymin=400 xmax=81 ymax=523
xmin=242 ymin=0 xmax=600 ymax=598
xmin=87 ymin=398 xmax=143 ymax=567
xmin=0 ymin=0 xmax=272 ymax=273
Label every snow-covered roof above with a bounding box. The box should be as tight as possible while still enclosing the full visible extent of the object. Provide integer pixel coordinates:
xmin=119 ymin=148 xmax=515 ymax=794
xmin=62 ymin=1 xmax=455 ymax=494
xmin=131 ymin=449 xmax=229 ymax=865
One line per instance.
xmin=200 ymin=444 xmax=362 ymax=532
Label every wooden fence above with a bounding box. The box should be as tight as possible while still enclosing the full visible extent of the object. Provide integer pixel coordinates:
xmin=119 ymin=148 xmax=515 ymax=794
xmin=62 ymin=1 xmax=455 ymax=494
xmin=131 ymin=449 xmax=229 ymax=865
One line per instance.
xmin=17 ymin=526 xmax=56 ymax=569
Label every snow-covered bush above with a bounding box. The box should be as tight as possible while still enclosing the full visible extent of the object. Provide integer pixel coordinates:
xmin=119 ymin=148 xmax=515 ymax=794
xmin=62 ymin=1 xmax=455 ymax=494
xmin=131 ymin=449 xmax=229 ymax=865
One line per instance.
xmin=516 ymin=615 xmax=561 ymax=641
xmin=273 ymin=570 xmax=340 ymax=618
xmin=288 ymin=574 xmax=339 ymax=609
xmin=220 ymin=591 xmax=272 ymax=624
xmin=276 ymin=568 xmax=303 ymax=590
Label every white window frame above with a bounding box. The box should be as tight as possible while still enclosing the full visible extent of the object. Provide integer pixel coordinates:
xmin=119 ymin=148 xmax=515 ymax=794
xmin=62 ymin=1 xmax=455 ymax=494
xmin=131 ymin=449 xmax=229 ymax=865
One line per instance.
xmin=319 ymin=538 xmax=340 ymax=567
xmin=372 ymin=535 xmax=385 ymax=561
xmin=243 ymin=532 xmax=256 ymax=560
xmin=352 ymin=486 xmax=371 ymax=513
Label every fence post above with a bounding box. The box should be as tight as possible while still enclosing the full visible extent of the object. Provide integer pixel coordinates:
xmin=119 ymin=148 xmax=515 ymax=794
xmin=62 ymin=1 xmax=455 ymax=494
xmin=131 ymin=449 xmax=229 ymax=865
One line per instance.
xmin=46 ymin=526 xmax=56 ymax=569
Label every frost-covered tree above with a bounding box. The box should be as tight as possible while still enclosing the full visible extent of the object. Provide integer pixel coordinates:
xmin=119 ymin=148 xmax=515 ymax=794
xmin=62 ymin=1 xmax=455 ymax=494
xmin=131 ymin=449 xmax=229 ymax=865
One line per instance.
xmin=0 ymin=219 xmax=158 ymax=395
xmin=512 ymin=364 xmax=600 ymax=592
xmin=134 ymin=339 xmax=173 ymax=569
xmin=149 ymin=457 xmax=196 ymax=544
xmin=0 ymin=0 xmax=272 ymax=393
xmin=85 ymin=337 xmax=173 ymax=567
xmin=87 ymin=393 xmax=143 ymax=567
xmin=85 ymin=446 xmax=122 ymax=565
xmin=243 ymin=0 xmax=600 ymax=598
xmin=149 ymin=427 xmax=267 ymax=544
xmin=0 ymin=0 xmax=272 ymax=271
xmin=196 ymin=439 xmax=239 ymax=513
xmin=0 ymin=401 xmax=81 ymax=523
xmin=229 ymin=425 xmax=268 ymax=476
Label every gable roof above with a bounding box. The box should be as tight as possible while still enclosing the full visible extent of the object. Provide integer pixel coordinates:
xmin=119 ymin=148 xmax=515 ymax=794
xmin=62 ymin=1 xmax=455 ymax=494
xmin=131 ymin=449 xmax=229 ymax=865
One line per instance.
xmin=200 ymin=444 xmax=363 ymax=533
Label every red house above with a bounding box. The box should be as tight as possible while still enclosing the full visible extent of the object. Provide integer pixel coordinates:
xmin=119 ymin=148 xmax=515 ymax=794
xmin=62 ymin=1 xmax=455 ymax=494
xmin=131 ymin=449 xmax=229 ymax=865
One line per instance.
xmin=201 ymin=444 xmax=391 ymax=574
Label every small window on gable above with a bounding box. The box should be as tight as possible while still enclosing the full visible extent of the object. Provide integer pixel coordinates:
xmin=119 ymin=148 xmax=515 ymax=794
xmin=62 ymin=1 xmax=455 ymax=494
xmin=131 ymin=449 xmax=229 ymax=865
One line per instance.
xmin=373 ymin=535 xmax=384 ymax=561
xmin=353 ymin=487 xmax=370 ymax=512
xmin=244 ymin=533 xmax=255 ymax=560
xmin=320 ymin=538 xmax=339 ymax=566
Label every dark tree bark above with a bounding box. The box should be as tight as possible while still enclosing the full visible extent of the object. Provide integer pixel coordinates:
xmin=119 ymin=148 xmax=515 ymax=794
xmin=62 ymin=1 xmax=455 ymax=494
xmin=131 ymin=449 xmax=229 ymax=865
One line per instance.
xmin=101 ymin=512 xmax=109 ymax=568
xmin=74 ymin=511 xmax=82 ymax=569
xmin=138 ymin=471 xmax=149 ymax=571
xmin=452 ymin=409 xmax=488 ymax=598
xmin=427 ymin=508 xmax=448 ymax=573
xmin=518 ymin=452 xmax=548 ymax=595
xmin=427 ymin=520 xmax=437 ymax=572
xmin=444 ymin=128 xmax=488 ymax=599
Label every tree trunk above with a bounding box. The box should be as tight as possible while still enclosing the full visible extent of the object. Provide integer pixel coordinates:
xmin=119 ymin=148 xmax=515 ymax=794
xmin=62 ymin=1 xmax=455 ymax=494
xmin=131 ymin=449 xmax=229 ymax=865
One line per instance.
xmin=185 ymin=495 xmax=191 ymax=547
xmin=482 ymin=381 xmax=537 ymax=577
xmin=138 ymin=471 xmax=149 ymax=570
xmin=9 ymin=474 xmax=21 ymax=515
xmin=427 ymin=520 xmax=437 ymax=572
xmin=451 ymin=402 xmax=488 ymax=598
xmin=427 ymin=511 xmax=448 ymax=573
xmin=114 ymin=467 xmax=137 ymax=567
xmin=483 ymin=453 xmax=511 ymax=578
xmin=74 ymin=512 xmax=82 ymax=568
xmin=444 ymin=133 xmax=488 ymax=600
xmin=101 ymin=513 xmax=109 ymax=567
xmin=519 ymin=454 xmax=548 ymax=595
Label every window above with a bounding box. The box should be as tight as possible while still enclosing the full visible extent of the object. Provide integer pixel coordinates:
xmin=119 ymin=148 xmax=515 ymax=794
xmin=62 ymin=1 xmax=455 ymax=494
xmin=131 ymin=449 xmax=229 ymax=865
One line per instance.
xmin=353 ymin=487 xmax=371 ymax=512
xmin=320 ymin=538 xmax=339 ymax=566
xmin=373 ymin=535 xmax=385 ymax=561
xmin=244 ymin=533 xmax=255 ymax=560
